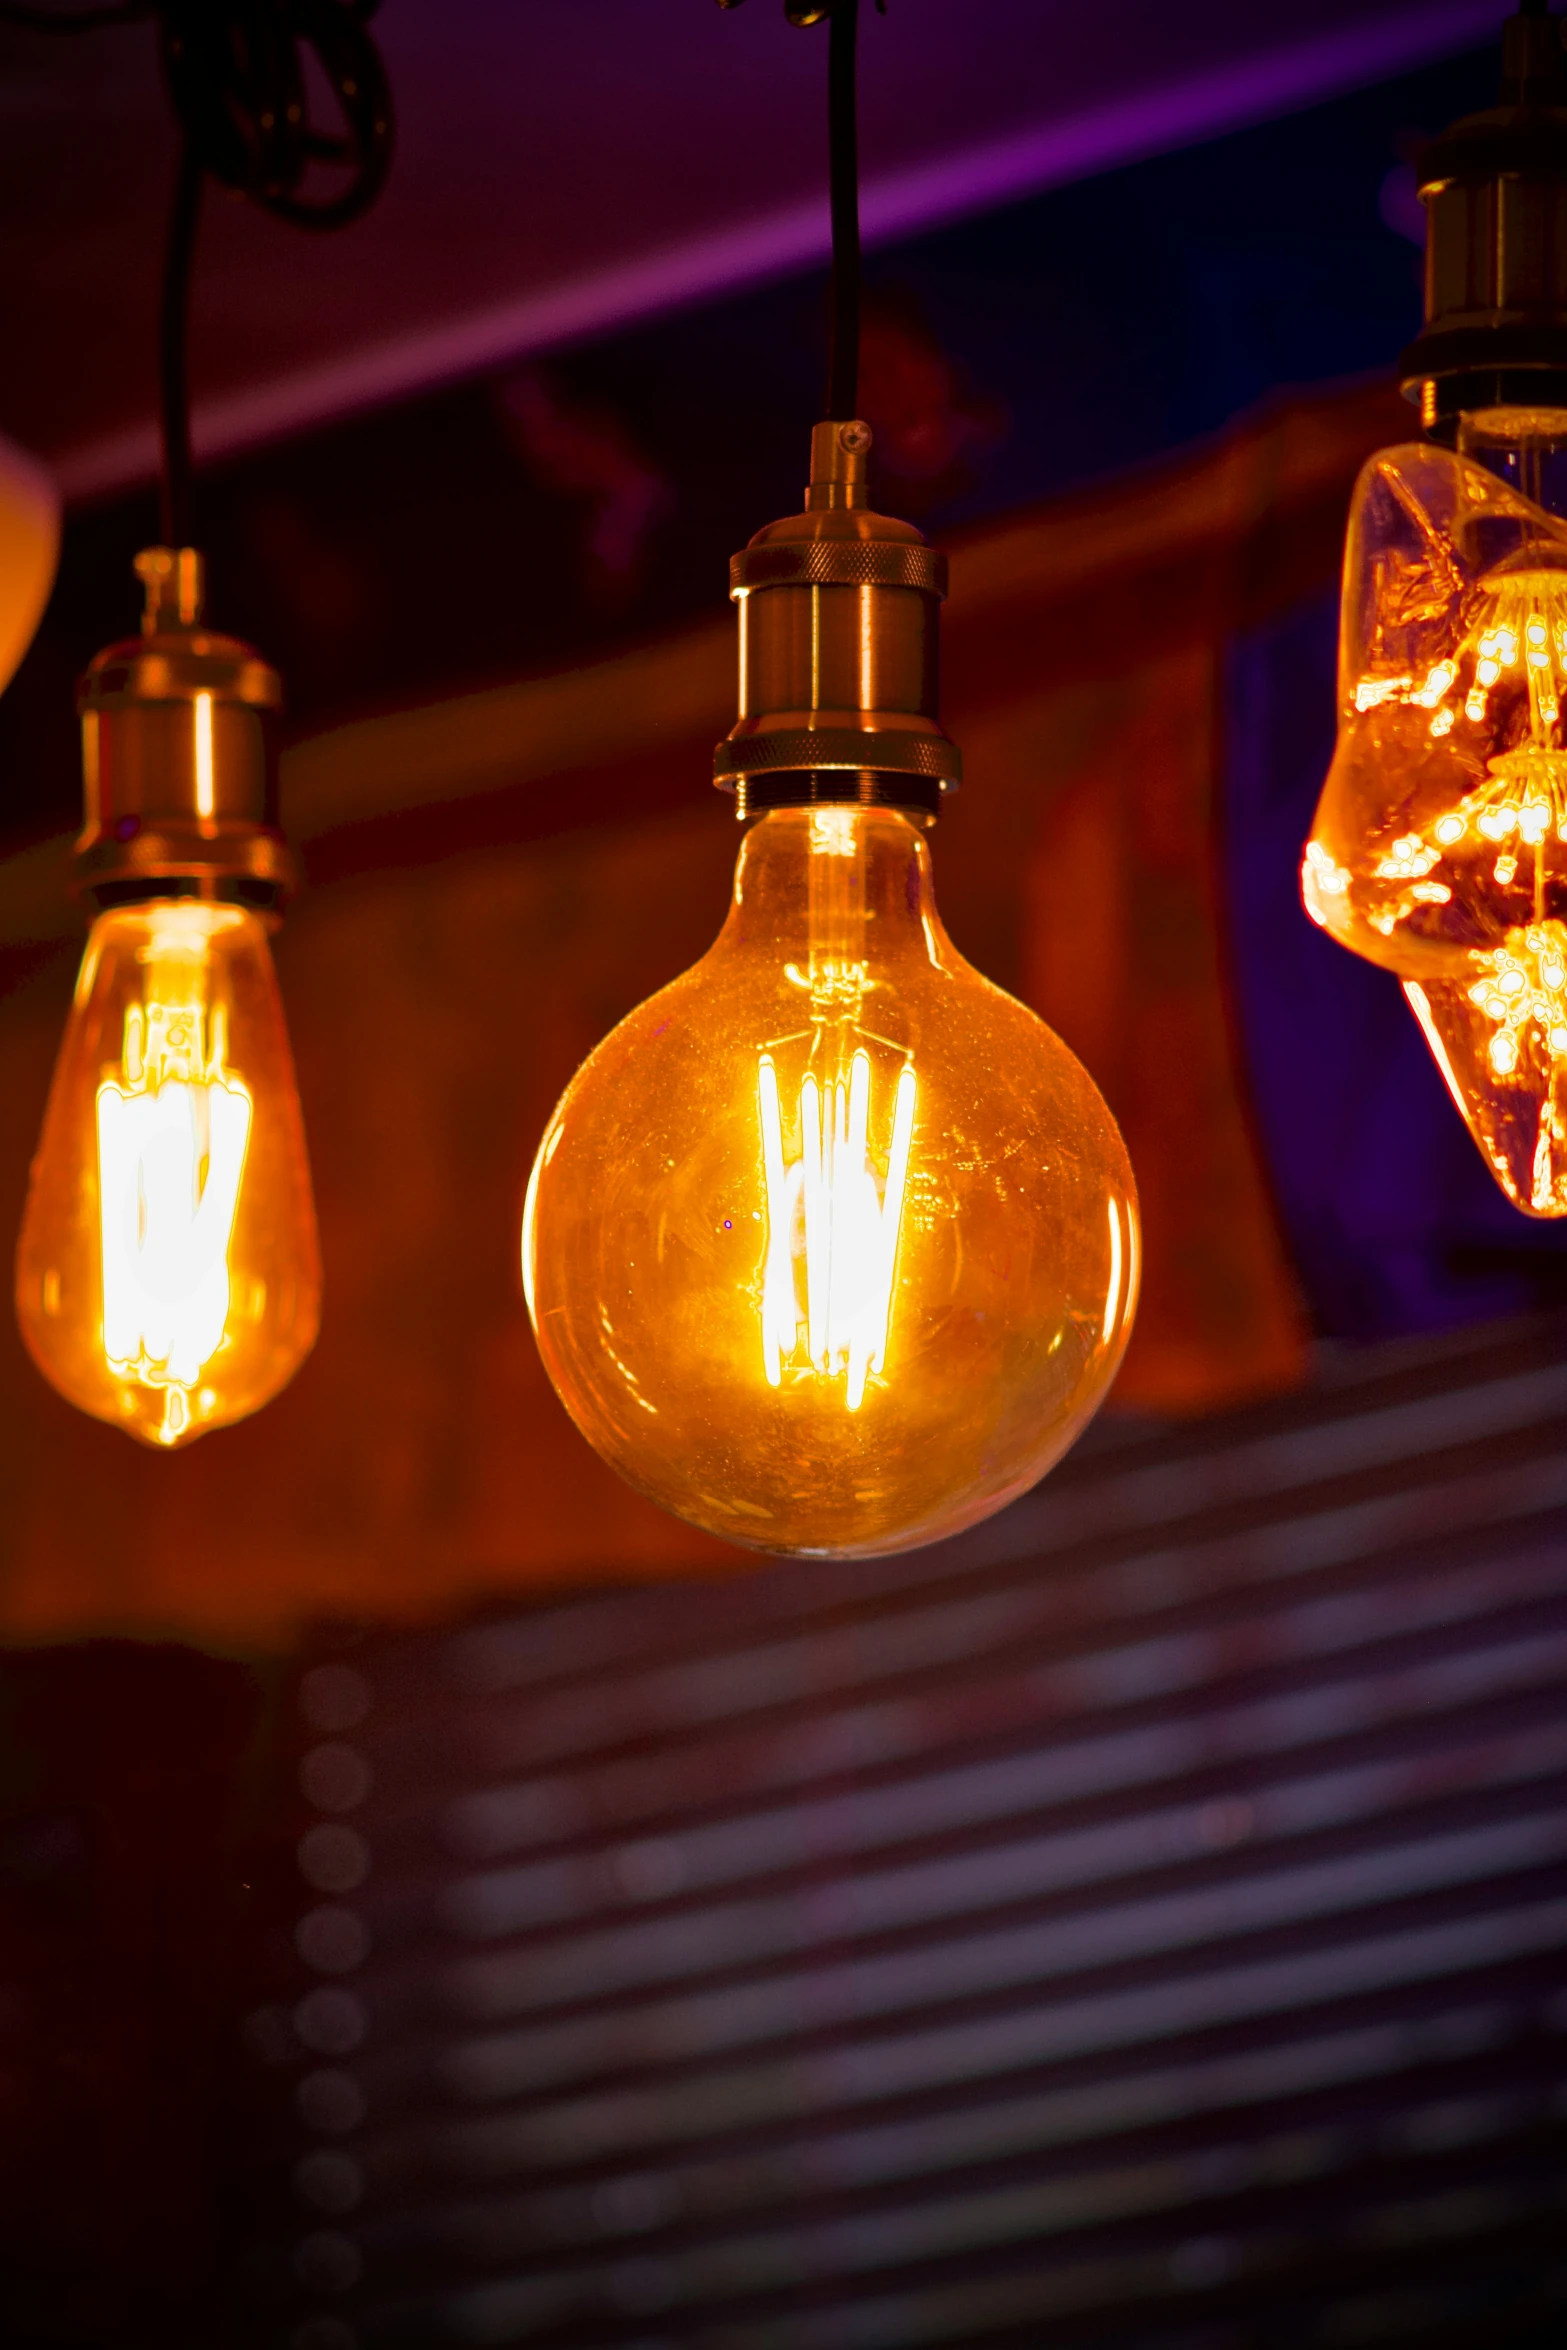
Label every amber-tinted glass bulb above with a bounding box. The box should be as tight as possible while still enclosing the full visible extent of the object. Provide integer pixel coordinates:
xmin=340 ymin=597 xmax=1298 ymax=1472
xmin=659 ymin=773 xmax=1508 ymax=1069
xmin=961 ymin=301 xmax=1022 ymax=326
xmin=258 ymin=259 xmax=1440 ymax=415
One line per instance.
xmin=16 ymin=900 xmax=320 ymax=1447
xmin=1304 ymin=432 xmax=1567 ymax=978
xmin=523 ymin=806 xmax=1138 ymax=1559
xmin=1405 ymin=926 xmax=1567 ymax=1215
xmin=1302 ymin=416 xmax=1567 ymax=1218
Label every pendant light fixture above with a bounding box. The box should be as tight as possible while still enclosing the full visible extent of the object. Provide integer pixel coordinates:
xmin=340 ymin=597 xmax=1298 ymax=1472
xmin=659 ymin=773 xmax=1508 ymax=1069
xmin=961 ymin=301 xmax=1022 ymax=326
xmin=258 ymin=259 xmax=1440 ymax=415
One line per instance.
xmin=13 ymin=2 xmax=392 ymax=1447
xmin=1303 ymin=0 xmax=1567 ymax=1215
xmin=523 ymin=0 xmax=1139 ymax=1561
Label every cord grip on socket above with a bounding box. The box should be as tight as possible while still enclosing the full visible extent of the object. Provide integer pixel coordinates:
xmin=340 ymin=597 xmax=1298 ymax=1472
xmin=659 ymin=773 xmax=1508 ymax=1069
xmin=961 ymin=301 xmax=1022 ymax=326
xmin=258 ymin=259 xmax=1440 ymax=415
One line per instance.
xmin=714 ymin=421 xmax=962 ymax=818
xmin=72 ymin=547 xmax=296 ymax=914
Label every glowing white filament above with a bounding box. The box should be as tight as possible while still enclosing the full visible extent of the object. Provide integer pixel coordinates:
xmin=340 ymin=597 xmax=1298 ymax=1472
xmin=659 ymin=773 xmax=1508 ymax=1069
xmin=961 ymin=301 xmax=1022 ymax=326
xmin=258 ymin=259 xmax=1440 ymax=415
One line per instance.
xmin=194 ymin=691 xmax=215 ymax=820
xmin=757 ymin=1058 xmax=795 ymax=1387
xmin=98 ymin=1001 xmax=251 ymax=1417
xmin=757 ymin=1049 xmax=916 ymax=1408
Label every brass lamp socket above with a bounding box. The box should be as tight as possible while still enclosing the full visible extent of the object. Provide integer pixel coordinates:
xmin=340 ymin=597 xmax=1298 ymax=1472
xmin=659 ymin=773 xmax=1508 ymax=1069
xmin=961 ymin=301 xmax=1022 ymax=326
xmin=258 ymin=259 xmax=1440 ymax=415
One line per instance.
xmin=713 ymin=420 xmax=962 ymax=820
xmin=1402 ymin=5 xmax=1567 ymax=428
xmin=73 ymin=546 xmax=296 ymax=914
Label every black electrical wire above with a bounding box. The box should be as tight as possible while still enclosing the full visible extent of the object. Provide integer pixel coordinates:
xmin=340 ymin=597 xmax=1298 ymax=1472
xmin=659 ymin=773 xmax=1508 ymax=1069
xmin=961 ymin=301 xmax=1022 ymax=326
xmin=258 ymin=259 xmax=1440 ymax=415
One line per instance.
xmin=719 ymin=0 xmax=886 ymax=421
xmin=159 ymin=2 xmax=393 ymax=235
xmin=5 ymin=0 xmax=393 ymax=550
xmin=824 ymin=0 xmax=861 ymax=420
xmin=158 ymin=136 xmax=202 ymax=549
xmin=1 ymin=1 xmax=393 ymax=224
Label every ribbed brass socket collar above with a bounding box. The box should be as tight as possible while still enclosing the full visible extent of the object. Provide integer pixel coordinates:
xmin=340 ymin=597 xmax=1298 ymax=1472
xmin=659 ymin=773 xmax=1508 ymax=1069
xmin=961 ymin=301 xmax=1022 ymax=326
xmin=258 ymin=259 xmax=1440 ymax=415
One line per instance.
xmin=714 ymin=421 xmax=962 ymax=819
xmin=73 ymin=547 xmax=295 ymax=912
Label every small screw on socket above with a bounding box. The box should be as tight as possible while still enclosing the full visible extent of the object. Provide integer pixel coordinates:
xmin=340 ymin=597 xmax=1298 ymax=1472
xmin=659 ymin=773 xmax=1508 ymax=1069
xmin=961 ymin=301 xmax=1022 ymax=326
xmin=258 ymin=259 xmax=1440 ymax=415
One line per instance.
xmin=839 ymin=421 xmax=873 ymax=454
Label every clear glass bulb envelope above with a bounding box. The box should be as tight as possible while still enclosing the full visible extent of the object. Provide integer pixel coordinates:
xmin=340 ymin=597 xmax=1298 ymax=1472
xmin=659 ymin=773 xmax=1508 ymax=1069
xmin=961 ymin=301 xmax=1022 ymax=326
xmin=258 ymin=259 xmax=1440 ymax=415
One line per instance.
xmin=524 ymin=807 xmax=1138 ymax=1559
xmin=1305 ymin=429 xmax=1567 ymax=1215
xmin=16 ymin=901 xmax=320 ymax=1447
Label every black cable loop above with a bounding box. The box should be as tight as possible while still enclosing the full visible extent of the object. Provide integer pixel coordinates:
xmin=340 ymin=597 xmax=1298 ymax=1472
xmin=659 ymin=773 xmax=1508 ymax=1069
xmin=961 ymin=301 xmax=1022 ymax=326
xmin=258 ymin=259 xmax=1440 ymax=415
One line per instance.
xmin=4 ymin=1 xmax=395 ymax=554
xmin=1 ymin=0 xmax=393 ymax=218
xmin=158 ymin=1 xmax=393 ymax=234
xmin=718 ymin=0 xmax=885 ymax=422
xmin=153 ymin=2 xmax=391 ymax=548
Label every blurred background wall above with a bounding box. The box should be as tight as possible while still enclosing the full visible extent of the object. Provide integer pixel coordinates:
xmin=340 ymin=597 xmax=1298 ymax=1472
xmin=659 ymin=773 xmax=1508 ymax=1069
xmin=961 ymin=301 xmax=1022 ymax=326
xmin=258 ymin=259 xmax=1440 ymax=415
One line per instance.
xmin=0 ymin=6 xmax=1563 ymax=2345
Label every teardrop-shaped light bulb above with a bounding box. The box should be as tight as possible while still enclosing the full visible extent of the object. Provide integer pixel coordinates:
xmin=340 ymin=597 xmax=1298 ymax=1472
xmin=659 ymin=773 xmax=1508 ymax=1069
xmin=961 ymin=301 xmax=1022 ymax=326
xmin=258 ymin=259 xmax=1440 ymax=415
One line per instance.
xmin=16 ymin=547 xmax=320 ymax=1445
xmin=524 ymin=803 xmax=1137 ymax=1559
xmin=16 ymin=899 xmax=320 ymax=1448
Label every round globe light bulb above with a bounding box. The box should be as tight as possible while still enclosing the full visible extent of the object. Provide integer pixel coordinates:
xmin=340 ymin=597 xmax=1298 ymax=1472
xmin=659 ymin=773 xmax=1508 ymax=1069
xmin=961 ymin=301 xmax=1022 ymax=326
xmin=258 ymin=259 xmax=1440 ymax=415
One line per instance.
xmin=523 ymin=804 xmax=1138 ymax=1559
xmin=16 ymin=898 xmax=320 ymax=1448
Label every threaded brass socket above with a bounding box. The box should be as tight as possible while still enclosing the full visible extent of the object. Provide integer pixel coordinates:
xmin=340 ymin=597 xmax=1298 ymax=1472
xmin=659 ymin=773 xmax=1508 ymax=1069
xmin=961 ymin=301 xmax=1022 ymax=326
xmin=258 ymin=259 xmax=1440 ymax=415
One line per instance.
xmin=74 ymin=547 xmax=295 ymax=911
xmin=714 ymin=421 xmax=962 ymax=818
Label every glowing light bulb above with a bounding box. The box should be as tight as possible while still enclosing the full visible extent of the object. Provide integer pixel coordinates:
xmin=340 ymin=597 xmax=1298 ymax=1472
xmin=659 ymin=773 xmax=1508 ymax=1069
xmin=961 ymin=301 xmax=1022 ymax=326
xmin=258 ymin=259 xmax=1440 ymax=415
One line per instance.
xmin=1303 ymin=420 xmax=1567 ymax=1216
xmin=524 ymin=803 xmax=1137 ymax=1558
xmin=1404 ymin=920 xmax=1567 ymax=1215
xmin=14 ymin=545 xmax=319 ymax=1443
xmin=1302 ymin=434 xmax=1567 ymax=971
xmin=1297 ymin=0 xmax=1567 ymax=1217
xmin=17 ymin=899 xmax=319 ymax=1446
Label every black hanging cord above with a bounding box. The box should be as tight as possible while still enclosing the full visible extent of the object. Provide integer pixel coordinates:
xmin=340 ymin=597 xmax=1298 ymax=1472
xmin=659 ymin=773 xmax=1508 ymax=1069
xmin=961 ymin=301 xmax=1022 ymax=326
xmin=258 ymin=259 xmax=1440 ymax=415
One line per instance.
xmin=3 ymin=1 xmax=393 ymax=550
xmin=719 ymin=0 xmax=885 ymax=419
xmin=824 ymin=0 xmax=860 ymax=420
xmin=158 ymin=136 xmax=202 ymax=548
xmin=158 ymin=2 xmax=393 ymax=236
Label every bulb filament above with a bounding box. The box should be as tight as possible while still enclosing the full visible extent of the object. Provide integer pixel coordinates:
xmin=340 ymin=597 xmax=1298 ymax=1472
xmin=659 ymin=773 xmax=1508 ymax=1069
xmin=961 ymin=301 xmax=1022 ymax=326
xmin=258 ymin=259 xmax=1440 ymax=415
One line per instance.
xmin=97 ymin=992 xmax=252 ymax=1445
xmin=1337 ymin=567 xmax=1567 ymax=943
xmin=758 ymin=1048 xmax=916 ymax=1409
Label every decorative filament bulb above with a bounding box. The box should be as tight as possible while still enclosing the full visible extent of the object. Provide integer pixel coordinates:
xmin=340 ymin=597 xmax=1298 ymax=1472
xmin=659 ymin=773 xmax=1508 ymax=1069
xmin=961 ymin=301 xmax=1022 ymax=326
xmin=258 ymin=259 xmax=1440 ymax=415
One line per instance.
xmin=1296 ymin=0 xmax=1567 ymax=1221
xmin=14 ymin=546 xmax=319 ymax=1444
xmin=1305 ymin=422 xmax=1567 ymax=1219
xmin=17 ymin=901 xmax=319 ymax=1447
xmin=1307 ymin=542 xmax=1567 ymax=963
xmin=522 ymin=804 xmax=1138 ymax=1559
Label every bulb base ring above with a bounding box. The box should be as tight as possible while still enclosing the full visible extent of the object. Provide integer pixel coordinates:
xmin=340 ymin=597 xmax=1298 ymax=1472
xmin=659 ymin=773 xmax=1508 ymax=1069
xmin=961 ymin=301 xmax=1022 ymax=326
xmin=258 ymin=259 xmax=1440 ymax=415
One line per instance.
xmin=716 ymin=723 xmax=960 ymax=781
xmin=729 ymin=767 xmax=943 ymax=820
xmin=1402 ymin=14 xmax=1567 ymax=421
xmin=72 ymin=822 xmax=296 ymax=915
xmin=1403 ymin=348 xmax=1567 ymax=430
